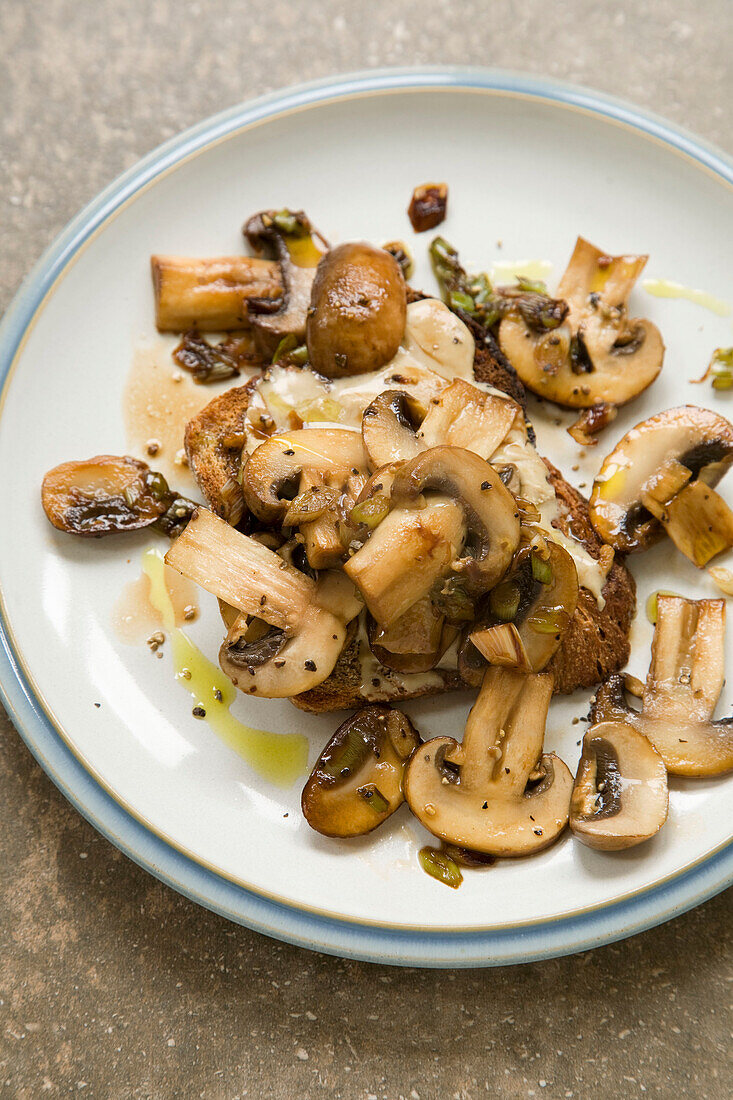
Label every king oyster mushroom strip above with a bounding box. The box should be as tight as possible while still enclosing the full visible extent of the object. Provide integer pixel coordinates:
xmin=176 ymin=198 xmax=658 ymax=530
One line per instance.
xmin=165 ymin=508 xmax=362 ymax=698
xmin=591 ymin=596 xmax=733 ymax=777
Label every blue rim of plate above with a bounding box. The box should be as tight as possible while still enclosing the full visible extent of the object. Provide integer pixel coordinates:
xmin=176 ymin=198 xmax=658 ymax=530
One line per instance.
xmin=1 ymin=67 xmax=731 ymax=967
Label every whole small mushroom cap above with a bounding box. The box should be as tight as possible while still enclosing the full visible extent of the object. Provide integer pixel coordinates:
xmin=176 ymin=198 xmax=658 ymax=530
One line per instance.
xmin=306 ymin=242 xmax=407 ymax=378
xmin=570 ymin=719 xmax=668 ymax=851
xmin=404 ymin=667 xmax=573 ymax=856
xmin=589 ymin=406 xmax=733 ymax=555
xmin=302 ymin=705 xmax=421 ymax=837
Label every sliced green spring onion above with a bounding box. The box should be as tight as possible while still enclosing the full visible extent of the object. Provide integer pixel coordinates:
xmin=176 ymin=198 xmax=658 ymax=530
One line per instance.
xmin=357 ymin=784 xmax=390 ymax=814
xmin=527 ymin=608 xmax=569 ymax=635
xmin=448 ymin=290 xmax=476 ymax=314
xmin=530 ymin=552 xmax=553 ymax=585
xmin=418 ymin=846 xmax=463 ymax=889
xmin=320 ymin=728 xmax=370 ymax=780
xmin=350 ymin=495 xmax=390 ymax=529
xmin=516 ymin=275 xmax=549 ymax=294
xmin=489 ymin=580 xmax=521 ymax=622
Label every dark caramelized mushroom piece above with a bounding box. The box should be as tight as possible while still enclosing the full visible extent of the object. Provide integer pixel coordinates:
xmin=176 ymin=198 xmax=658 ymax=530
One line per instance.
xmin=243 ymin=209 xmax=326 ymax=356
xmin=408 ymin=183 xmax=448 ymax=233
xmin=302 ymin=706 xmax=421 ymax=837
xmin=306 ymin=243 xmax=407 ymax=377
xmin=41 ymin=455 xmax=195 ymax=538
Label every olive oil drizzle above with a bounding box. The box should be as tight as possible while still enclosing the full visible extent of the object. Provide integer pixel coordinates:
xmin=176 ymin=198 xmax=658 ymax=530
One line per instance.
xmin=141 ymin=548 xmax=309 ymax=787
xmin=642 ymin=279 xmax=730 ymax=317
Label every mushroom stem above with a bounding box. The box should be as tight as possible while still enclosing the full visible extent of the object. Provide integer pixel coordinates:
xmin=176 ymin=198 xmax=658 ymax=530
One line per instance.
xmin=644 ymin=596 xmax=725 ymax=726
xmin=151 ymin=255 xmax=281 ymax=332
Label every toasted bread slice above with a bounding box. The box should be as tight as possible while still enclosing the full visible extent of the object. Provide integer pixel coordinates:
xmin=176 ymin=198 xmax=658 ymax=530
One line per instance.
xmin=184 ymin=297 xmax=635 ymax=712
xmin=293 ymin=464 xmax=635 ymax=712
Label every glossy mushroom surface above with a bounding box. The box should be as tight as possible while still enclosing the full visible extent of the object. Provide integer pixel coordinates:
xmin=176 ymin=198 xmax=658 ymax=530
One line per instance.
xmin=302 ymin=705 xmax=421 ymax=837
xmin=589 ymin=406 xmax=733 ymax=555
xmin=591 ymin=596 xmax=733 ymax=777
xmin=499 ymin=236 xmax=664 ymax=410
xmin=306 ymin=243 xmax=407 ymax=377
xmin=570 ymin=719 xmax=668 ymax=850
xmin=404 ymin=668 xmax=573 ymax=856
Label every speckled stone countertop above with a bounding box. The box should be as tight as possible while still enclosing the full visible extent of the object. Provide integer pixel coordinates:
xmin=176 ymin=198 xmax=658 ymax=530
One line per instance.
xmin=1 ymin=2 xmax=731 ymax=1097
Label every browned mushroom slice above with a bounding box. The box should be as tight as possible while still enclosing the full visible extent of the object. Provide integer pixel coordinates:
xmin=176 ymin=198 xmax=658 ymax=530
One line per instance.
xmin=404 ymin=668 xmax=572 ymax=856
xmin=590 ymin=406 xmax=733 ymax=554
xmin=590 ymin=596 xmax=733 ymax=777
xmin=243 ymin=210 xmax=327 ymax=355
xmin=306 ymin=243 xmax=407 ymax=377
xmin=463 ymin=542 xmax=579 ymax=681
xmin=368 ymin=597 xmax=457 ymax=674
xmin=151 ymin=255 xmax=282 ymax=333
xmin=361 ymin=390 xmax=427 ymax=467
xmin=390 ymin=446 xmax=521 ymax=597
xmin=41 ymin=455 xmax=195 ymax=538
xmin=302 ymin=706 xmax=421 ymax=837
xmin=165 ymin=509 xmax=351 ymax=698
xmin=416 ymin=379 xmax=519 ymax=457
xmin=570 ymin=720 xmax=668 ymax=850
xmin=344 ymin=493 xmax=467 ymax=626
xmin=407 ymin=183 xmax=448 ymax=232
xmin=498 ymin=236 xmax=664 ymax=409
xmin=640 ymin=458 xmax=733 ymax=567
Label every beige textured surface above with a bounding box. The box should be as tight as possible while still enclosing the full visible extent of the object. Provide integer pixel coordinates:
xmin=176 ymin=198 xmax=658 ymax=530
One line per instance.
xmin=1 ymin=2 xmax=732 ymax=1097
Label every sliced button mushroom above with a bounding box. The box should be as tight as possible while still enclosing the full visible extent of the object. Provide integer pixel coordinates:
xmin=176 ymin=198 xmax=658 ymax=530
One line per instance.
xmin=462 ymin=541 xmax=579 ymax=681
xmin=368 ymin=596 xmax=457 ymax=674
xmin=361 ymin=390 xmax=427 ymax=467
xmin=302 ymin=705 xmax=421 ymax=837
xmin=41 ymin=455 xmax=196 ymax=538
xmin=243 ymin=210 xmax=327 ymax=355
xmin=591 ymin=596 xmax=733 ymax=777
xmin=306 ymin=242 xmax=407 ymax=377
xmin=404 ymin=668 xmax=573 ymax=856
xmin=570 ymin=720 xmax=668 ymax=850
xmin=242 ymin=428 xmax=368 ymax=523
xmin=390 ymin=446 xmax=521 ymax=596
xmin=590 ymin=406 xmax=733 ymax=555
xmin=164 ymin=509 xmax=350 ymax=698
xmin=344 ymin=494 xmax=467 ymax=627
xmin=417 ymin=379 xmax=519 ymax=457
xmin=498 ymin=236 xmax=664 ymax=411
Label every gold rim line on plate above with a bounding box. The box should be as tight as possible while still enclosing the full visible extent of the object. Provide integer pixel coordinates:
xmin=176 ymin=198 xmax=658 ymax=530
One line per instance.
xmin=1 ymin=82 xmax=731 ymax=933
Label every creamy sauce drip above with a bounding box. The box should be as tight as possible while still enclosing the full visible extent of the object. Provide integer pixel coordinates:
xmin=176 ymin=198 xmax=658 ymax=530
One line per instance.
xmin=642 ymin=279 xmax=730 ymax=317
xmin=356 ymin=614 xmax=443 ymax=701
xmin=142 ymin=548 xmax=308 ymax=786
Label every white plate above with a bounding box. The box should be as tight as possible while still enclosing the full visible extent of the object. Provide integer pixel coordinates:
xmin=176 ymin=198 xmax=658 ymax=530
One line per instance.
xmin=1 ymin=69 xmax=731 ymax=966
